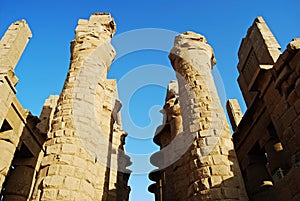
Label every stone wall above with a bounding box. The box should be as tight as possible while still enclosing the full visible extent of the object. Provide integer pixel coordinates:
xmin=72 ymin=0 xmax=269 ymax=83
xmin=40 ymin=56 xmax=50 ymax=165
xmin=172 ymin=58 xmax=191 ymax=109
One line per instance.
xmin=228 ymin=16 xmax=300 ymax=201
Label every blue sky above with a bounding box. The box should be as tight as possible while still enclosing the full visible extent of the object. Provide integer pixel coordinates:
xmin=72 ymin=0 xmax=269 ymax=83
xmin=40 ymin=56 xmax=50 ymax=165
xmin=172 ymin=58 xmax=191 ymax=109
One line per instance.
xmin=0 ymin=1 xmax=299 ymax=200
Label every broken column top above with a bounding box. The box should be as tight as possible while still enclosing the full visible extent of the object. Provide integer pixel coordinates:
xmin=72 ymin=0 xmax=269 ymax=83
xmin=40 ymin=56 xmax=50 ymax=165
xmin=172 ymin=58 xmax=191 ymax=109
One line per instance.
xmin=167 ymin=80 xmax=178 ymax=95
xmin=170 ymin=31 xmax=216 ymax=68
xmin=76 ymin=12 xmax=116 ymax=37
xmin=175 ymin=31 xmax=207 ymax=43
xmin=0 ymin=19 xmax=32 ymax=73
xmin=71 ymin=12 xmax=116 ymax=73
xmin=226 ymin=99 xmax=243 ymax=132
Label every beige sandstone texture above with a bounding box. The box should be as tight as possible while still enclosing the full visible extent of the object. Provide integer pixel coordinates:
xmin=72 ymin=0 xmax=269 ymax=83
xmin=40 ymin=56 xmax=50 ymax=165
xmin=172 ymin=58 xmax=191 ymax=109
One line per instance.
xmin=0 ymin=13 xmax=130 ymax=201
xmin=229 ymin=16 xmax=300 ymax=201
xmin=1 ymin=13 xmax=300 ymax=201
xmin=149 ymin=32 xmax=248 ymax=200
xmin=30 ymin=13 xmax=131 ymax=201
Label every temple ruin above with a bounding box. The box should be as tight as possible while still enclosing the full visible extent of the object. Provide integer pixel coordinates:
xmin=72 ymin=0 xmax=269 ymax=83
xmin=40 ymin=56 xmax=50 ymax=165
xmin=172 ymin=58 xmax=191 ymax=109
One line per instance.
xmin=227 ymin=17 xmax=300 ymax=201
xmin=149 ymin=17 xmax=300 ymax=201
xmin=149 ymin=32 xmax=248 ymax=200
xmin=0 ymin=13 xmax=131 ymax=201
xmin=0 ymin=12 xmax=299 ymax=201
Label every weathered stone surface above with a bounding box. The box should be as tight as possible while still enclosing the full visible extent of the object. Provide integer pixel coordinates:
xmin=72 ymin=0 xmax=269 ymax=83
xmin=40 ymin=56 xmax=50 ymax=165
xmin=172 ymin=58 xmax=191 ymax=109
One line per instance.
xmin=231 ymin=16 xmax=300 ymax=201
xmin=149 ymin=31 xmax=248 ymax=200
xmin=0 ymin=19 xmax=46 ymax=201
xmin=0 ymin=13 xmax=130 ymax=201
xmin=30 ymin=13 xmax=130 ymax=201
xmin=226 ymin=99 xmax=243 ymax=132
xmin=2 ymin=13 xmax=299 ymax=201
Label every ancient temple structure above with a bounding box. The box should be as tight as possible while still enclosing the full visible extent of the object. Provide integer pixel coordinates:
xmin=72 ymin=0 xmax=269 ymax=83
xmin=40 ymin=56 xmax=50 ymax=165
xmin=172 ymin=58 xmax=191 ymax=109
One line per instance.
xmin=226 ymin=17 xmax=300 ymax=201
xmin=0 ymin=11 xmax=299 ymax=201
xmin=0 ymin=13 xmax=131 ymax=201
xmin=149 ymin=16 xmax=300 ymax=201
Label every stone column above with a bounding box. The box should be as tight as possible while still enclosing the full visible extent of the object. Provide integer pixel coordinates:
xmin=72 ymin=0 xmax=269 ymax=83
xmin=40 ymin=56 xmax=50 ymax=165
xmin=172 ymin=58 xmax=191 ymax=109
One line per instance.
xmin=169 ymin=31 xmax=248 ymax=200
xmin=0 ymin=20 xmax=32 ymax=86
xmin=31 ymin=13 xmax=117 ymax=201
xmin=245 ymin=154 xmax=274 ymax=199
xmin=0 ymin=20 xmax=31 ymax=191
xmin=264 ymin=138 xmax=290 ymax=178
xmin=226 ymin=99 xmax=243 ymax=132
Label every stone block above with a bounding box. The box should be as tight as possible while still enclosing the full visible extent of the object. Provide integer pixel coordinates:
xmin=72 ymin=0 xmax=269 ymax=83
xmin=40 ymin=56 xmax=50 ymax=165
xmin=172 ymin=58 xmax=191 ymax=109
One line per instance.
xmin=0 ymin=130 xmax=18 ymax=145
xmin=64 ymin=176 xmax=80 ymax=190
xmin=47 ymin=164 xmax=60 ymax=176
xmin=42 ymin=175 xmax=64 ymax=188
xmin=220 ymin=137 xmax=234 ymax=148
xmin=41 ymin=189 xmax=57 ymax=200
xmin=209 ymin=175 xmax=222 ymax=186
xmin=0 ymin=140 xmax=15 ymax=175
xmin=211 ymin=155 xmax=230 ymax=166
xmin=84 ymin=169 xmax=95 ymax=184
xmin=80 ymin=179 xmax=95 ymax=197
xmin=46 ymin=144 xmax=61 ymax=155
xmin=57 ymin=154 xmax=73 ymax=165
xmin=53 ymin=130 xmax=64 ymax=137
xmin=210 ymin=165 xmax=231 ymax=176
xmin=59 ymin=165 xmax=75 ymax=176
xmin=72 ymin=156 xmax=87 ymax=168
xmin=205 ymin=136 xmax=220 ymax=146
xmin=57 ymin=189 xmax=70 ymax=200
xmin=61 ymin=144 xmax=77 ymax=155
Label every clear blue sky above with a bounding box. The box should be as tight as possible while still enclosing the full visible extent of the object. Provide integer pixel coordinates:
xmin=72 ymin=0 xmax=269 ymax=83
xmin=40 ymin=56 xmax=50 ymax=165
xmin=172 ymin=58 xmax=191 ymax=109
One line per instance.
xmin=0 ymin=1 xmax=299 ymax=200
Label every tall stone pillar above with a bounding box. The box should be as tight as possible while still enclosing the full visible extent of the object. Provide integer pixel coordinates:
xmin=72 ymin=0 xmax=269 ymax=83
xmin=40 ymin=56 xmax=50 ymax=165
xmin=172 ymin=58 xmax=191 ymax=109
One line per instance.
xmin=226 ymin=99 xmax=243 ymax=132
xmin=264 ymin=138 xmax=290 ymax=178
xmin=149 ymin=81 xmax=183 ymax=200
xmin=244 ymin=154 xmax=274 ymax=200
xmin=31 ymin=13 xmax=118 ymax=201
xmin=0 ymin=20 xmax=31 ymax=191
xmin=169 ymin=31 xmax=248 ymax=200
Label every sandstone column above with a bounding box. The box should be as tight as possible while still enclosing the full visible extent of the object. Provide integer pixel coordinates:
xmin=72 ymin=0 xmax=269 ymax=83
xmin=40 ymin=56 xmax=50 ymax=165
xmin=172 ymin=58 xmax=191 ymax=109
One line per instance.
xmin=31 ymin=13 xmax=118 ymax=201
xmin=0 ymin=20 xmax=32 ymax=191
xmin=149 ymin=81 xmax=183 ymax=200
xmin=226 ymin=99 xmax=243 ymax=132
xmin=169 ymin=31 xmax=248 ymax=200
